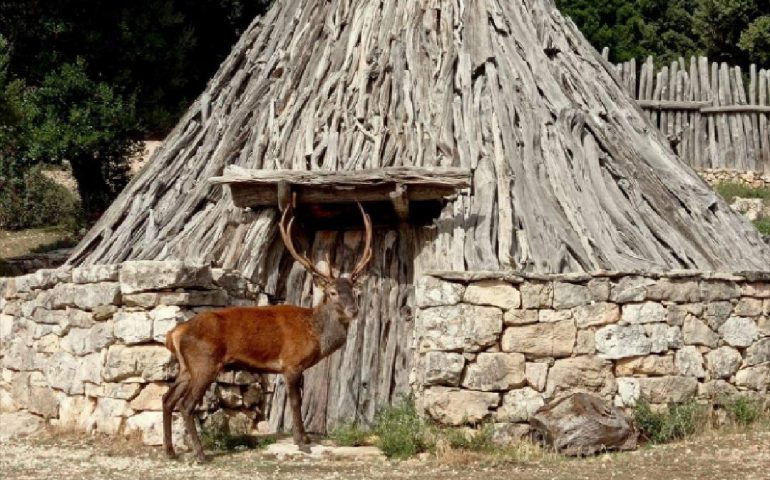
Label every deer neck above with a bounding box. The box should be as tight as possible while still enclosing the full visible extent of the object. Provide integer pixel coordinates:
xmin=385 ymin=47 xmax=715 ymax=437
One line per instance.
xmin=312 ymin=302 xmax=351 ymax=358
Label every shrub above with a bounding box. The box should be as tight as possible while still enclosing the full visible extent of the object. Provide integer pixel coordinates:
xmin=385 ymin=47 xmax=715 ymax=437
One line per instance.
xmin=753 ymin=219 xmax=770 ymax=236
xmin=633 ymin=400 xmax=705 ymax=444
xmin=200 ymin=428 xmax=274 ymax=452
xmin=330 ymin=422 xmax=371 ymax=447
xmin=724 ymin=396 xmax=764 ymax=426
xmin=442 ymin=424 xmax=496 ymax=452
xmin=374 ymin=396 xmax=429 ymax=459
xmin=0 ymin=166 xmax=80 ymax=230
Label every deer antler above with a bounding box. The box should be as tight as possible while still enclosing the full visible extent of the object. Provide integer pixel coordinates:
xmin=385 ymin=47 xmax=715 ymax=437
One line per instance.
xmin=279 ymin=206 xmax=335 ymax=284
xmin=350 ymin=202 xmax=373 ymax=282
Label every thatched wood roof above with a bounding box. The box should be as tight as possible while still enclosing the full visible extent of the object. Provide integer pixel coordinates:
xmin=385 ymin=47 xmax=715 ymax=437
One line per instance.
xmin=69 ymin=0 xmax=770 ymax=284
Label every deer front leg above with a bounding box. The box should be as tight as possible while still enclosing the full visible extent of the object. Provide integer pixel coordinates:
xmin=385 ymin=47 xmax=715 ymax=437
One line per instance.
xmin=285 ymin=371 xmax=311 ymax=451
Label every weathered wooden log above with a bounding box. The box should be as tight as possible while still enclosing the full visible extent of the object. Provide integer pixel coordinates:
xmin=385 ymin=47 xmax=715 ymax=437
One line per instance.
xmin=530 ymin=393 xmax=638 ymax=457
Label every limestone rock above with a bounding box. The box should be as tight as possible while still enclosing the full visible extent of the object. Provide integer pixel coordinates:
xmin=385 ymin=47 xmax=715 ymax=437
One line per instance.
xmin=422 ymin=387 xmax=499 ymax=426
xmin=746 ymin=338 xmax=770 ymax=366
xmin=123 ymin=290 xmax=228 ymax=308
xmin=621 ymin=302 xmax=666 ymax=324
xmin=735 ymin=364 xmax=770 ymax=390
xmin=576 ymin=330 xmax=596 ymax=355
xmin=91 ymin=398 xmax=133 ymax=434
xmin=125 ymin=411 xmax=186 ymax=447
xmin=503 ymin=309 xmax=538 ymax=326
xmin=501 ymin=320 xmax=576 ymax=358
xmin=616 ymin=378 xmax=641 ymax=407
xmin=538 ymin=309 xmax=572 ymax=323
xmin=705 ymin=347 xmax=743 ymax=379
xmin=119 ymin=261 xmax=213 ymax=294
xmin=615 ymin=355 xmax=675 ymax=376
xmin=674 ymin=346 xmax=706 ymax=379
xmin=103 ymin=345 xmax=177 ymax=382
xmin=88 ymin=322 xmax=115 ymax=352
xmin=638 ymin=376 xmax=698 ymax=403
xmin=546 ymin=356 xmax=616 ymax=399
xmin=530 ymin=393 xmax=638 ymax=456
xmin=610 ymin=276 xmax=655 ymax=303
xmin=573 ymin=303 xmax=620 ymax=328
xmin=595 ymin=325 xmax=651 ymax=359
xmin=74 ymin=283 xmax=121 ymax=311
xmin=699 ymin=280 xmax=740 ymax=301
xmin=463 ymin=280 xmax=520 ymax=309
xmin=0 ymin=412 xmax=45 ymax=441
xmin=72 ymin=265 xmax=120 ymax=284
xmin=703 ymin=301 xmax=733 ymax=330
xmin=422 ymin=352 xmax=465 ymax=386
xmin=525 ymin=362 xmax=548 ymax=392
xmin=59 ymin=395 xmax=96 ymax=431
xmin=645 ymin=323 xmax=670 ymax=353
xmin=645 ymin=279 xmax=699 ymax=303
xmin=552 ymin=282 xmax=591 ymax=309
xmin=520 ymin=282 xmax=552 ymax=309
xmin=718 ymin=316 xmax=759 ymax=347
xmin=742 ymin=283 xmax=770 ymax=298
xmin=497 ymin=387 xmax=544 ymax=422
xmin=45 ymin=352 xmax=84 ymax=395
xmin=697 ymin=380 xmax=738 ymax=400
xmin=129 ymin=383 xmax=168 ymax=411
xmin=735 ymin=298 xmax=763 ymax=317
xmin=667 ymin=303 xmax=704 ymax=326
xmin=415 ymin=277 xmax=465 ymax=308
xmin=416 ymin=304 xmax=503 ymax=353
xmin=490 ymin=423 xmax=531 ymax=446
xmin=114 ymin=311 xmax=153 ymax=344
xmin=683 ymin=317 xmax=719 ymax=348
xmin=461 ymin=353 xmax=526 ymax=391
xmin=587 ymin=278 xmax=611 ymax=302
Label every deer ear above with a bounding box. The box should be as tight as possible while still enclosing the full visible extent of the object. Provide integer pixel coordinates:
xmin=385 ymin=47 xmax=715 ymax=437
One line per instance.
xmin=353 ymin=275 xmax=368 ymax=288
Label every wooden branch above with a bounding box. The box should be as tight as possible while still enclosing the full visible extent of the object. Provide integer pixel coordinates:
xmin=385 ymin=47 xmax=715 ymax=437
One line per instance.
xmin=389 ymin=183 xmax=409 ymax=222
xmin=636 ymin=100 xmax=711 ymax=111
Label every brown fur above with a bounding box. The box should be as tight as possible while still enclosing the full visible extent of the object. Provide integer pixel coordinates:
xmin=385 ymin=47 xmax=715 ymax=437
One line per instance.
xmin=162 ymin=279 xmax=359 ymax=462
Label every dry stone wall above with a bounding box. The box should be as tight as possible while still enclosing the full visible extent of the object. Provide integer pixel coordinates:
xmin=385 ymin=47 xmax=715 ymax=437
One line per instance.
xmin=413 ymin=271 xmax=770 ymax=433
xmin=0 ymin=261 xmax=269 ymax=447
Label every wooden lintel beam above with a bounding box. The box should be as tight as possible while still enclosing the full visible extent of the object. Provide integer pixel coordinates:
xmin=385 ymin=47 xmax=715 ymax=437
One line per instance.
xmin=277 ymin=180 xmax=292 ymax=211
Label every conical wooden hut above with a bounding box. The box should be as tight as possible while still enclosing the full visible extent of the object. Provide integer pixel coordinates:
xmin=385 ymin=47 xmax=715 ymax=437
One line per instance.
xmin=65 ymin=0 xmax=770 ymax=433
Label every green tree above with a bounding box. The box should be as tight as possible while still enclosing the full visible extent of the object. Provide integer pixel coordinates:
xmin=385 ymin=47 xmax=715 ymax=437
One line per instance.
xmin=693 ymin=0 xmax=758 ymax=64
xmin=23 ymin=61 xmax=139 ymax=218
xmin=739 ymin=15 xmax=770 ymax=65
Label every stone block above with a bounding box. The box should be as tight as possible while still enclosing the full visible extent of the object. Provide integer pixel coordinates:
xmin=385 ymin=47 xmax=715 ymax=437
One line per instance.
xmin=130 ymin=383 xmax=168 ymax=411
xmin=587 ymin=278 xmax=610 ymax=301
xmin=497 ymin=388 xmax=544 ymax=422
xmin=742 ymin=283 xmax=770 ymax=298
xmin=703 ymin=301 xmax=733 ymax=330
xmin=546 ymin=356 xmax=616 ymax=399
xmin=423 ymin=352 xmax=465 ymax=386
xmin=735 ymin=298 xmax=763 ymax=317
xmin=123 ymin=290 xmax=228 ymax=308
xmin=73 ymin=283 xmax=122 ymax=311
xmin=87 ymin=322 xmax=115 ymax=352
xmin=422 ymin=387 xmax=499 ymax=426
xmin=461 ymin=353 xmax=526 ymax=391
xmin=525 ymin=362 xmax=548 ymax=392
xmin=683 ymin=316 xmax=719 ymax=348
xmin=735 ymin=364 xmax=770 ymax=391
xmin=621 ymin=302 xmax=666 ymax=324
xmin=59 ymin=395 xmax=96 ymax=431
xmin=415 ymin=276 xmax=465 ymax=308
xmin=552 ymin=282 xmax=591 ymax=309
xmin=501 ymin=320 xmax=576 ymax=358
xmin=573 ymin=303 xmax=620 ymax=328
xmin=119 ymin=261 xmax=213 ymax=294
xmin=91 ymin=398 xmax=133 ymax=435
xmin=610 ymin=276 xmax=655 ymax=303
xmin=699 ymin=280 xmax=740 ymax=301
xmin=759 ymin=316 xmax=770 ymax=336
xmin=697 ymin=380 xmax=738 ymax=401
xmin=125 ymin=411 xmax=186 ymax=446
xmin=114 ymin=311 xmax=153 ymax=344
xmin=705 ymin=346 xmax=742 ymax=379
xmin=645 ymin=323 xmax=670 ymax=353
xmin=746 ymin=338 xmax=770 ymax=366
xmin=575 ymin=330 xmax=596 ymax=355
xmin=538 ymin=309 xmax=572 ymax=323
xmin=103 ymin=345 xmax=177 ymax=382
xmin=615 ymin=355 xmax=675 ymax=376
xmin=151 ymin=306 xmax=193 ymax=343
xmin=638 ymin=376 xmax=698 ymax=403
xmin=463 ymin=280 xmax=520 ymax=309
xmin=72 ymin=265 xmax=120 ymax=284
xmin=416 ymin=304 xmax=503 ymax=353
xmin=645 ymin=279 xmax=700 ymax=303
xmin=520 ymin=282 xmax=552 ymax=309
xmin=674 ymin=346 xmax=705 ymax=379
xmin=667 ymin=303 xmax=703 ymax=326
xmin=616 ymin=378 xmax=640 ymax=407
xmin=718 ymin=316 xmax=759 ymax=347
xmin=595 ymin=325 xmax=651 ymax=359
xmin=503 ymin=309 xmax=538 ymax=326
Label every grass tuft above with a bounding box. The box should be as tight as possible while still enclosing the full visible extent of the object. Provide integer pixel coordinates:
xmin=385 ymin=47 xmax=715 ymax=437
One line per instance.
xmin=373 ymin=396 xmax=429 ymax=459
xmin=714 ymin=182 xmax=770 ymax=203
xmin=329 ymin=422 xmax=371 ymax=447
xmin=200 ymin=429 xmax=274 ymax=452
xmin=724 ymin=396 xmax=765 ymax=427
xmin=633 ymin=399 xmax=705 ymax=444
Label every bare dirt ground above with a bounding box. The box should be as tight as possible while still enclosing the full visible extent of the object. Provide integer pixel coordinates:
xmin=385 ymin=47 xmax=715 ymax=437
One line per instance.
xmin=1 ymin=428 xmax=769 ymax=480
xmin=0 ymin=227 xmax=70 ymax=259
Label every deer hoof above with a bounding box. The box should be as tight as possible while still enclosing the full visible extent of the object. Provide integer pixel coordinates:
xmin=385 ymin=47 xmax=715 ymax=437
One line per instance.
xmin=165 ymin=449 xmax=177 ymax=460
xmin=297 ymin=443 xmax=312 ymax=454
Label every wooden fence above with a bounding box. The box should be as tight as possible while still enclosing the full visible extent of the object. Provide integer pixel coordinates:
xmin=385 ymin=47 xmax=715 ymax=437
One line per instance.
xmin=604 ymin=48 xmax=770 ymax=173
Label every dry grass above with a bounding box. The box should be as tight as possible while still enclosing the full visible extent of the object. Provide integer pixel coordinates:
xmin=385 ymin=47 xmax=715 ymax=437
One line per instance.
xmin=0 ymin=226 xmax=72 ymax=259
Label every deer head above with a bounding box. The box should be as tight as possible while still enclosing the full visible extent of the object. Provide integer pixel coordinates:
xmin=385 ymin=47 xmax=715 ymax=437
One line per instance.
xmin=279 ymin=202 xmax=373 ymax=318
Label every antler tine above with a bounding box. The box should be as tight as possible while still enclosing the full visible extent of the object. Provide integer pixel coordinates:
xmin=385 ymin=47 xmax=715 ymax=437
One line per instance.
xmin=351 ymin=202 xmax=374 ymax=281
xmin=279 ymin=206 xmax=333 ymax=283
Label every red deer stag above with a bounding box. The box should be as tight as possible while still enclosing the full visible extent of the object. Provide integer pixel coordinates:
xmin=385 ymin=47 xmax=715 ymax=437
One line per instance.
xmin=162 ymin=203 xmax=373 ymax=462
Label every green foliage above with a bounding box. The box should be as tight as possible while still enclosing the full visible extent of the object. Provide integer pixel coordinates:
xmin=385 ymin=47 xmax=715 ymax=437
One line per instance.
xmin=724 ymin=396 xmax=765 ymax=426
xmin=200 ymin=428 xmax=275 ymax=452
xmin=753 ymin=218 xmax=770 ymax=235
xmin=329 ymin=422 xmax=371 ymax=447
xmin=633 ymin=400 xmax=705 ymax=444
xmin=739 ymin=16 xmax=770 ymax=65
xmin=22 ymin=61 xmax=138 ymax=218
xmin=441 ymin=424 xmax=496 ymax=452
xmin=373 ymin=396 xmax=429 ymax=459
xmin=0 ymin=166 xmax=79 ymax=230
xmin=713 ymin=182 xmax=770 ymax=202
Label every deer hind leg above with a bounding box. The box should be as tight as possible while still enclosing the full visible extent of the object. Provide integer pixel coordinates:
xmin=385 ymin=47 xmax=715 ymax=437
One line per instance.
xmin=180 ymin=363 xmax=220 ymax=463
xmin=285 ymin=370 xmax=310 ymax=451
xmin=162 ymin=371 xmax=190 ymax=459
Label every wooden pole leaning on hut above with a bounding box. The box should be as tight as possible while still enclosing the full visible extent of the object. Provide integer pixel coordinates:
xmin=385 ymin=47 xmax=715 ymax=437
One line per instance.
xmin=161 ymin=201 xmax=373 ymax=462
